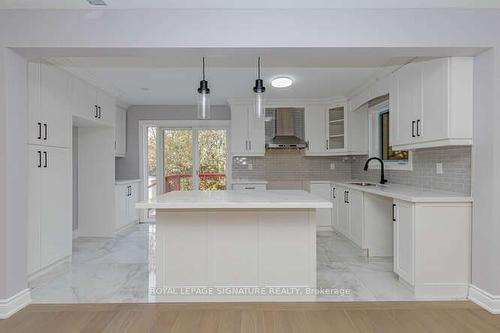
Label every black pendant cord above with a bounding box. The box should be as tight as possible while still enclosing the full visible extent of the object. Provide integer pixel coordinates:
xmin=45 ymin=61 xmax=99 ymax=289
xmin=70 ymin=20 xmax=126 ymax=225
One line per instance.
xmin=198 ymin=57 xmax=210 ymax=94
xmin=253 ymin=56 xmax=265 ymax=93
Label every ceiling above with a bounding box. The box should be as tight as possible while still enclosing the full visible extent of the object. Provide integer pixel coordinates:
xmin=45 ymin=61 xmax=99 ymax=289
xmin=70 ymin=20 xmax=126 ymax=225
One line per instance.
xmin=44 ymin=47 xmax=484 ymax=107
xmin=1 ymin=0 xmax=500 ymax=9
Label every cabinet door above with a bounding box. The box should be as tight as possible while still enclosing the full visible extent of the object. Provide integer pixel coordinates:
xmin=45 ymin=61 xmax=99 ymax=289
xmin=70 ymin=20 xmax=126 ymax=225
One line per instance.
xmin=40 ymin=147 xmax=72 ymax=267
xmin=71 ymin=76 xmax=98 ymax=121
xmin=310 ymin=183 xmax=332 ymax=228
xmin=115 ymin=185 xmax=128 ymax=230
xmin=28 ymin=63 xmax=43 ymax=145
xmin=27 ymin=146 xmax=42 ymax=274
xmin=115 ymin=107 xmax=127 ymax=156
xmin=230 ymin=104 xmax=249 ymax=155
xmin=337 ymin=188 xmax=350 ymax=237
xmin=395 ymin=62 xmax=422 ymax=146
xmin=247 ymin=105 xmax=265 ymax=155
xmin=305 ymin=105 xmax=327 ymax=154
xmin=97 ymin=90 xmax=116 ymax=126
xmin=326 ymin=105 xmax=346 ymax=151
xmin=331 ymin=186 xmax=340 ymax=231
xmin=349 ymin=189 xmax=364 ymax=247
xmin=422 ymin=58 xmax=449 ymax=142
xmin=393 ymin=200 xmax=414 ymax=285
xmin=128 ymin=183 xmax=140 ymax=224
xmin=40 ymin=64 xmax=72 ymax=148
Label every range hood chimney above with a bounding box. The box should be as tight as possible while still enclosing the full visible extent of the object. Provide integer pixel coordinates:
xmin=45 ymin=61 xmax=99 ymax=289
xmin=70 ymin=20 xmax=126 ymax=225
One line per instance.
xmin=266 ymin=108 xmax=308 ymax=149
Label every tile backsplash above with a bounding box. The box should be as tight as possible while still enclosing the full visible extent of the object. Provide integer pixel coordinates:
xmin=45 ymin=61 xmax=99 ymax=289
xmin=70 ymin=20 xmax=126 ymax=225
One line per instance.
xmin=233 ymin=146 xmax=472 ymax=195
xmin=351 ymin=147 xmax=472 ymax=194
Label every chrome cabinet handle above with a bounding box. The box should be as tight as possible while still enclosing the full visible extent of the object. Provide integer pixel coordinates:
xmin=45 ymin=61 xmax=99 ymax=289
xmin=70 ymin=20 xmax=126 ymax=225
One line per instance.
xmin=249 ymin=140 xmax=252 ymax=150
xmin=43 ymin=123 xmax=47 ymax=140
xmin=37 ymin=150 xmax=42 ymax=168
xmin=244 ymin=187 xmax=256 ymax=190
xmin=416 ymin=119 xmax=421 ymax=137
xmin=392 ymin=204 xmax=397 ymax=222
xmin=411 ymin=121 xmax=416 ymax=138
xmin=43 ymin=151 xmax=47 ymax=168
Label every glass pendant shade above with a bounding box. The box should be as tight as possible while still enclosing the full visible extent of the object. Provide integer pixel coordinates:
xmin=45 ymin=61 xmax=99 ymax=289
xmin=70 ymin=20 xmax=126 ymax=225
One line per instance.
xmin=254 ymin=91 xmax=265 ymax=119
xmin=197 ymin=57 xmax=211 ymax=120
xmin=197 ymin=90 xmax=211 ymax=120
xmin=253 ymin=57 xmax=266 ymax=118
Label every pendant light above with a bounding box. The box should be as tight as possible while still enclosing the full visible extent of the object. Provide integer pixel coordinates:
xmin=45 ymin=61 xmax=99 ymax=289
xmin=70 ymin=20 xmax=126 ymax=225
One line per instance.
xmin=253 ymin=57 xmax=266 ymax=118
xmin=197 ymin=57 xmax=211 ymax=119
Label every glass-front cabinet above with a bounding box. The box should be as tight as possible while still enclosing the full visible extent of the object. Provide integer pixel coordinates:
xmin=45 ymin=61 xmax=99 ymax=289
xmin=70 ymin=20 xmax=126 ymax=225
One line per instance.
xmin=326 ymin=104 xmax=347 ymax=151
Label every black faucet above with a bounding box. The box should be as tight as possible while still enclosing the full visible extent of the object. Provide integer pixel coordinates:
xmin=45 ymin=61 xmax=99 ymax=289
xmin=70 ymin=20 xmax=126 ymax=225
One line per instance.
xmin=363 ymin=157 xmax=388 ymax=184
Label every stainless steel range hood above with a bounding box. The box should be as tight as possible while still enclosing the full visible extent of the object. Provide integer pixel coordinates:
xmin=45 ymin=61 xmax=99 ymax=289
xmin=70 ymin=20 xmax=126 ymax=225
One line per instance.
xmin=266 ymin=108 xmax=308 ymax=149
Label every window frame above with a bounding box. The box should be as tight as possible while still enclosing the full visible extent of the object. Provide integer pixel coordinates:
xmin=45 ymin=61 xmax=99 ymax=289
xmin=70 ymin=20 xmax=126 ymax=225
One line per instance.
xmin=368 ymin=100 xmax=413 ymax=171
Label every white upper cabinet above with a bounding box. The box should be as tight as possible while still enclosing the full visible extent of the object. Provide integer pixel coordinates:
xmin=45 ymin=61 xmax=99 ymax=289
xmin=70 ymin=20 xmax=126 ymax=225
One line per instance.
xmin=71 ymin=76 xmax=116 ymax=126
xmin=305 ymin=102 xmax=367 ymax=156
xmin=28 ymin=62 xmax=72 ymax=148
xmin=115 ymin=107 xmax=127 ymax=156
xmin=230 ymin=103 xmax=265 ymax=156
xmin=390 ymin=57 xmax=473 ymax=150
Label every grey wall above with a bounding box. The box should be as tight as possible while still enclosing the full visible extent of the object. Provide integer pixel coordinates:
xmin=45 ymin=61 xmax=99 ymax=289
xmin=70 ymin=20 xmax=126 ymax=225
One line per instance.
xmin=115 ymin=105 xmax=230 ymax=180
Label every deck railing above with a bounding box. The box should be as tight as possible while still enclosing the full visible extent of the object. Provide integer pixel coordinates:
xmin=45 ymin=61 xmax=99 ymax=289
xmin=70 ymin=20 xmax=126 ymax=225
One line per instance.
xmin=164 ymin=173 xmax=226 ymax=192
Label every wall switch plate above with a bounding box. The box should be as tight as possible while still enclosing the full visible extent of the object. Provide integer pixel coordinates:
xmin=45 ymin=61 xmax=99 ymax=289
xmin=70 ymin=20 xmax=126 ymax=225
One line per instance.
xmin=330 ymin=162 xmax=336 ymax=170
xmin=248 ymin=163 xmax=253 ymax=171
xmin=436 ymin=163 xmax=443 ymax=174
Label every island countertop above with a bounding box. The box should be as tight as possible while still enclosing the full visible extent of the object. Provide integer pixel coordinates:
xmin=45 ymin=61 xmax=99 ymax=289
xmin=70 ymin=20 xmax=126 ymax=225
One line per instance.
xmin=136 ymin=190 xmax=333 ymax=209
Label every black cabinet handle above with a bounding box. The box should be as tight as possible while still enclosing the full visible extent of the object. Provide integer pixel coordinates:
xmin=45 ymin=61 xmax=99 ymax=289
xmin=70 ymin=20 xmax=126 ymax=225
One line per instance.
xmin=37 ymin=122 xmax=42 ymax=139
xmin=43 ymin=123 xmax=48 ymax=140
xmin=43 ymin=151 xmax=47 ymax=168
xmin=392 ymin=204 xmax=396 ymax=222
xmin=332 ymin=187 xmax=336 ymax=199
xmin=94 ymin=105 xmax=98 ymax=118
xmin=346 ymin=191 xmax=350 ymax=204
xmin=411 ymin=121 xmax=416 ymax=137
xmin=37 ymin=151 xmax=42 ymax=168
xmin=98 ymin=106 xmax=102 ymax=119
xmin=416 ymin=119 xmax=421 ymax=137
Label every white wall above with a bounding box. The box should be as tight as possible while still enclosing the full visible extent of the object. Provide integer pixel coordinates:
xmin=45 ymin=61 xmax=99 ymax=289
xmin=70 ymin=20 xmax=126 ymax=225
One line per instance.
xmin=116 ymin=105 xmax=230 ymax=180
xmin=0 ymin=48 xmax=28 ymax=300
xmin=0 ymin=8 xmax=499 ymax=304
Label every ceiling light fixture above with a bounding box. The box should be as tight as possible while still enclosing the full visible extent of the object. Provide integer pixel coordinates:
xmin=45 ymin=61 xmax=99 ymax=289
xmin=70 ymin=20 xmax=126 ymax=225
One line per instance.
xmin=271 ymin=77 xmax=293 ymax=88
xmin=253 ymin=57 xmax=266 ymax=119
xmin=197 ymin=57 xmax=211 ymax=120
xmin=87 ymin=0 xmax=107 ymax=6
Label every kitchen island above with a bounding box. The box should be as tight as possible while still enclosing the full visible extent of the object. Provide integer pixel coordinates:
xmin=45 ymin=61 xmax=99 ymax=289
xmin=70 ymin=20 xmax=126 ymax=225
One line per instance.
xmin=137 ymin=190 xmax=332 ymax=301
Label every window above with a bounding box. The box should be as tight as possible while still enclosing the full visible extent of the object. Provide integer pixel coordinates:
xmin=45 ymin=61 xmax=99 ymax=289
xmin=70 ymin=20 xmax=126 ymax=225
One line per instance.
xmin=368 ymin=99 xmax=412 ymax=170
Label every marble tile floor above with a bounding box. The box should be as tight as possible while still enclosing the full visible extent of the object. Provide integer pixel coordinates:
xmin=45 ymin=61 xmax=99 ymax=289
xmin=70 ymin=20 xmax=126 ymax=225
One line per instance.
xmin=29 ymin=224 xmax=415 ymax=303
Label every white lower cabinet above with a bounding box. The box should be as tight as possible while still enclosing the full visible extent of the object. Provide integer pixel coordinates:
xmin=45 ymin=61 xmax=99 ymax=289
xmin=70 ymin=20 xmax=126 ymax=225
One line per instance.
xmin=393 ymin=199 xmax=414 ymax=285
xmin=115 ymin=181 xmax=140 ymax=230
xmin=392 ymin=199 xmax=471 ymax=299
xmin=337 ymin=186 xmax=351 ymax=237
xmin=28 ymin=145 xmax=72 ymax=276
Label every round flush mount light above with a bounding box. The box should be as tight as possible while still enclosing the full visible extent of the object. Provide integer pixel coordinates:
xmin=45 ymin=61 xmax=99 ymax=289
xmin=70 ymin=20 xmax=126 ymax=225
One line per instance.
xmin=271 ymin=77 xmax=293 ymax=88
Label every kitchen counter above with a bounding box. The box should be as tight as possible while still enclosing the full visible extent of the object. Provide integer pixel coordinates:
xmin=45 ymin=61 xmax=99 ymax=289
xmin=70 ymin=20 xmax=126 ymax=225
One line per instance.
xmin=137 ymin=190 xmax=332 ymax=209
xmin=327 ymin=181 xmax=472 ymax=203
xmin=115 ymin=179 xmax=141 ymax=185
xmin=138 ymin=189 xmax=326 ymax=301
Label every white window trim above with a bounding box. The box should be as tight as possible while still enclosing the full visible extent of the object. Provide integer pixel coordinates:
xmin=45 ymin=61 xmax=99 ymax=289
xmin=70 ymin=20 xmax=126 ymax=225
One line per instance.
xmin=368 ymin=101 xmax=413 ymax=171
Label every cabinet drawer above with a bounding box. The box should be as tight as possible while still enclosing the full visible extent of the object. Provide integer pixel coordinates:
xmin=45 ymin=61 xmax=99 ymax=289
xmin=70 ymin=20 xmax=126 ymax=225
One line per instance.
xmin=232 ymin=183 xmax=267 ymax=191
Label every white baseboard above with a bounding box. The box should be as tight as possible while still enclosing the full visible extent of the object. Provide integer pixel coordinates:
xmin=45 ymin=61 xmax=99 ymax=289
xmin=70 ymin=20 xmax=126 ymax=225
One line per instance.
xmin=0 ymin=288 xmax=31 ymax=319
xmin=28 ymin=255 xmax=72 ymax=282
xmin=469 ymin=284 xmax=500 ymax=314
xmin=72 ymin=229 xmax=79 ymax=239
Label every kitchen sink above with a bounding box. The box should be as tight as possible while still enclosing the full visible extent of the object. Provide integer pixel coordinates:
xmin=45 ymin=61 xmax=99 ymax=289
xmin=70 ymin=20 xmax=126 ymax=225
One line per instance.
xmin=348 ymin=182 xmax=378 ymax=187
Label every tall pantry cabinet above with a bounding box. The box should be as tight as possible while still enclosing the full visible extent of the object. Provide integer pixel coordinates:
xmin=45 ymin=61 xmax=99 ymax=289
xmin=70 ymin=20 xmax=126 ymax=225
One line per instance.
xmin=27 ymin=62 xmax=72 ymax=276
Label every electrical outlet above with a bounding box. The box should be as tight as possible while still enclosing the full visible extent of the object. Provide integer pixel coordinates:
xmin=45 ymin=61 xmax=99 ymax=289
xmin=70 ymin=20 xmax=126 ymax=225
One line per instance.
xmin=248 ymin=163 xmax=253 ymax=171
xmin=330 ymin=162 xmax=336 ymax=170
xmin=436 ymin=163 xmax=443 ymax=174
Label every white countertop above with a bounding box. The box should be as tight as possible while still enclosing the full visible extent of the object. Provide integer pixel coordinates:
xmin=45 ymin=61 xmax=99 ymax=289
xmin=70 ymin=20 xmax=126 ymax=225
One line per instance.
xmin=115 ymin=179 xmax=142 ymax=185
xmin=136 ymin=190 xmax=332 ymax=209
xmin=329 ymin=181 xmax=473 ymax=203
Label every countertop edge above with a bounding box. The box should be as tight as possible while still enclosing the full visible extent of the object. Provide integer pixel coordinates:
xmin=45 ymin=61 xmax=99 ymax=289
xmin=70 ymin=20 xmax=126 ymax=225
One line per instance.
xmin=115 ymin=179 xmax=142 ymax=185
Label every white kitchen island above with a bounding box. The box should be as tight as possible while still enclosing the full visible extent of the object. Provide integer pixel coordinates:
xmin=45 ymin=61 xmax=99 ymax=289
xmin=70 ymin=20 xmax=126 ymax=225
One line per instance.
xmin=137 ymin=190 xmax=332 ymax=301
